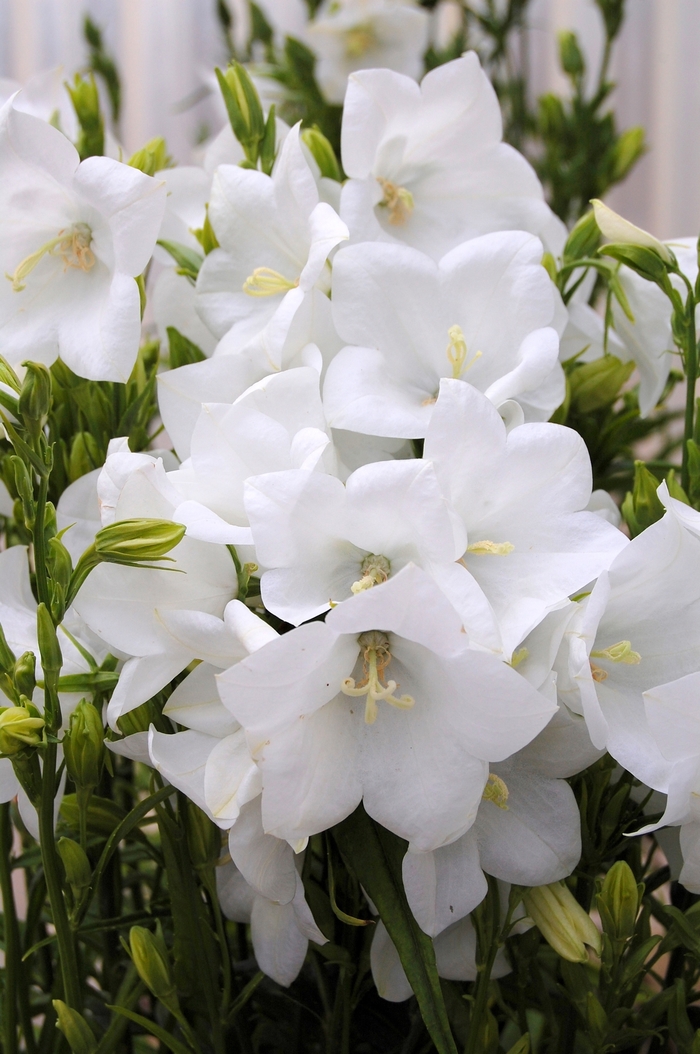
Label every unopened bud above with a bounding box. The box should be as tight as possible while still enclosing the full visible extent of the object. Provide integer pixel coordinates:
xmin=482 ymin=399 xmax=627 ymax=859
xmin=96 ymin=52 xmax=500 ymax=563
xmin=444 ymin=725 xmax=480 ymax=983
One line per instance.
xmin=0 ymin=356 xmax=21 ymax=394
xmin=611 ymin=127 xmax=645 ymax=183
xmin=13 ymin=651 xmax=36 ymax=699
xmin=523 ymin=882 xmax=601 ymax=963
xmin=18 ymin=362 xmax=52 ymax=436
xmin=57 ymin=837 xmax=92 ymax=895
xmin=37 ymin=603 xmax=62 ymax=675
xmin=215 ymin=63 xmax=265 ymax=164
xmin=301 ymin=127 xmax=341 ymax=182
xmin=191 ymin=207 xmax=220 ymax=255
xmin=66 ymin=73 xmax=104 ymax=160
xmin=63 ymin=700 xmax=104 ymax=792
xmin=569 ymin=355 xmax=634 ymax=413
xmin=563 ymin=210 xmax=600 ymax=263
xmin=559 ymin=30 xmax=585 ymax=77
xmin=94 ymin=518 xmax=186 ymax=562
xmin=593 ymin=200 xmax=672 ymax=266
xmin=597 ymin=861 xmax=639 ymax=942
xmin=52 ymin=1000 xmax=96 ymax=1054
xmin=129 ymin=926 xmax=179 ymax=1013
xmin=622 ymin=460 xmax=665 ymax=538
xmin=0 ymin=705 xmax=44 ymax=755
xmin=48 ymin=536 xmax=73 ymax=593
xmin=128 ymin=137 xmax=172 ymax=176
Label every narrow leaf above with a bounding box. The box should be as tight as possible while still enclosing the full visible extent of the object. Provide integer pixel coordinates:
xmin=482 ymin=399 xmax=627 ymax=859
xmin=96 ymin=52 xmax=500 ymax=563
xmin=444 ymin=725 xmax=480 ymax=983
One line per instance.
xmin=104 ymin=1007 xmax=192 ymax=1054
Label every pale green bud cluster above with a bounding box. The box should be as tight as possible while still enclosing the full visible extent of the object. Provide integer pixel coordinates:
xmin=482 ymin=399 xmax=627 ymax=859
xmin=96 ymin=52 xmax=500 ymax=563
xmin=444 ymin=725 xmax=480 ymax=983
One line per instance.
xmin=63 ymin=699 xmax=104 ymax=793
xmin=128 ymin=926 xmax=180 ymax=1016
xmin=523 ymin=881 xmax=602 ymax=963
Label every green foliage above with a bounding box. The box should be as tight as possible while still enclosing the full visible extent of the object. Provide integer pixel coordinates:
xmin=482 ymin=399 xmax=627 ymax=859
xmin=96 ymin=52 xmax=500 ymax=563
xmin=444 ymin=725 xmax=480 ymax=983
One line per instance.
xmin=83 ymin=16 xmax=121 ymax=125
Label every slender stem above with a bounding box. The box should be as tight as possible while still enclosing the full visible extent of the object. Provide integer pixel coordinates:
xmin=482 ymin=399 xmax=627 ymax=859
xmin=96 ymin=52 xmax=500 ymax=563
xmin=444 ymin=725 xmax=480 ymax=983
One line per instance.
xmin=1 ymin=803 xmax=19 ymax=1054
xmin=682 ymin=294 xmax=698 ymax=494
xmin=464 ymin=877 xmax=501 ymax=1054
xmin=38 ymin=741 xmax=82 ymax=1009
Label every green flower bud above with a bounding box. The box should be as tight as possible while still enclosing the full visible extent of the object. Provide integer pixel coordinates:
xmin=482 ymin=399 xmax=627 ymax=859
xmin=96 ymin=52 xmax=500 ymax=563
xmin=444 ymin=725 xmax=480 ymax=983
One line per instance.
xmin=598 ymin=861 xmax=639 ymax=942
xmin=128 ymin=137 xmax=172 ymax=176
xmin=563 ymin=210 xmax=600 ymax=263
xmin=57 ymin=837 xmax=92 ymax=895
xmin=129 ymin=926 xmax=179 ymax=1014
xmin=37 ymin=603 xmax=62 ymax=676
xmin=94 ymin=518 xmax=186 ymax=562
xmin=184 ymin=799 xmax=221 ymax=874
xmin=0 ymin=355 xmax=21 ymax=394
xmin=215 ymin=63 xmax=265 ymax=164
xmin=622 ymin=460 xmax=665 ymax=538
xmin=523 ymin=882 xmax=602 ymax=963
xmin=611 ymin=127 xmax=646 ymax=184
xmin=191 ymin=207 xmax=220 ymax=255
xmin=568 ymin=355 xmax=634 ymax=413
xmin=301 ymin=127 xmax=342 ymax=182
xmin=13 ymin=651 xmax=36 ymax=699
xmin=63 ymin=700 xmax=104 ymax=792
xmin=66 ymin=73 xmax=104 ymax=160
xmin=593 ymin=200 xmax=673 ymax=268
xmin=0 ymin=625 xmax=16 ymax=674
xmin=49 ymin=536 xmax=73 ymax=592
xmin=559 ymin=30 xmax=585 ymax=78
xmin=0 ymin=706 xmax=45 ymax=755
xmin=18 ymin=362 xmax=52 ymax=435
xmin=52 ymin=1000 xmax=97 ymax=1054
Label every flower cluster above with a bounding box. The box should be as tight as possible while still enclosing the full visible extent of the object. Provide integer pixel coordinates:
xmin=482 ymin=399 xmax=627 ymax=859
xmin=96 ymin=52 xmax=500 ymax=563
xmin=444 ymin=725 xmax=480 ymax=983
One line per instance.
xmin=1 ymin=44 xmax=700 ymax=1029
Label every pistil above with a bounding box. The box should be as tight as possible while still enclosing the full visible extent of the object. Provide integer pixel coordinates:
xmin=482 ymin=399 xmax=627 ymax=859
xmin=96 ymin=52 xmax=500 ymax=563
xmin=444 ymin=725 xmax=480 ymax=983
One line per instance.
xmin=243 ymin=267 xmax=298 ymax=297
xmin=377 ymin=178 xmax=415 ymax=226
xmin=6 ymin=223 xmax=95 ymax=292
xmin=342 ymin=630 xmax=414 ymax=725
xmin=445 ymin=324 xmax=482 ymax=379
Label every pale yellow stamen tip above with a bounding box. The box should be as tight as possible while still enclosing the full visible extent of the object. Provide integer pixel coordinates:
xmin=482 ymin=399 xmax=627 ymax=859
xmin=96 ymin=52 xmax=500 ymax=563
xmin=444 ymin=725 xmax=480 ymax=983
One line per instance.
xmin=590 ymin=662 xmax=608 ymax=683
xmin=467 ymin=540 xmax=515 ymax=556
xmin=350 ymin=554 xmax=391 ymax=595
xmin=510 ymin=647 xmax=529 ymax=668
xmin=341 ymin=631 xmax=414 ymax=724
xmin=6 ymin=223 xmax=95 ymax=292
xmin=243 ymin=267 xmax=298 ymax=297
xmin=377 ymin=178 xmax=414 ymax=226
xmin=590 ymin=640 xmax=641 ymax=666
xmin=445 ymin=324 xmax=482 ymax=379
xmin=482 ymin=773 xmax=509 ymax=810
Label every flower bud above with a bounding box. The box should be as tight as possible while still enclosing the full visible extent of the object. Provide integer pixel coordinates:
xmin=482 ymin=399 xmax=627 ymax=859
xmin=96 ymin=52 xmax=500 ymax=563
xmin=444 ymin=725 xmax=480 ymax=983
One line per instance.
xmin=0 ymin=706 xmax=45 ymax=755
xmin=52 ymin=1000 xmax=97 ymax=1054
xmin=592 ymin=200 xmax=672 ymax=265
xmin=611 ymin=127 xmax=646 ymax=184
xmin=0 ymin=355 xmax=21 ymax=394
xmin=66 ymin=73 xmax=104 ymax=160
xmin=559 ymin=30 xmax=585 ymax=78
xmin=523 ymin=882 xmax=601 ymax=963
xmin=129 ymin=926 xmax=179 ymax=1014
xmin=568 ymin=355 xmax=634 ymax=413
xmin=57 ymin=837 xmax=92 ymax=895
xmin=37 ymin=603 xmax=62 ymax=676
xmin=621 ymin=460 xmax=665 ymax=538
xmin=18 ymin=362 xmax=52 ymax=435
xmin=13 ymin=651 xmax=36 ymax=699
xmin=63 ymin=700 xmax=104 ymax=792
xmin=301 ymin=127 xmax=342 ymax=182
xmin=94 ymin=518 xmax=186 ymax=562
xmin=597 ymin=861 xmax=639 ymax=942
xmin=215 ymin=63 xmax=265 ymax=164
xmin=563 ymin=210 xmax=600 ymax=263
xmin=128 ymin=137 xmax=172 ymax=177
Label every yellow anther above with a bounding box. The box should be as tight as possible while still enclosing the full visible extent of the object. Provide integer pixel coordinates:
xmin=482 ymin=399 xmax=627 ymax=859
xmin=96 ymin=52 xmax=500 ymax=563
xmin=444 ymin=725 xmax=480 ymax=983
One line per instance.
xmin=345 ymin=23 xmax=377 ymax=58
xmin=510 ymin=647 xmax=529 ymax=668
xmin=482 ymin=772 xmax=509 ymax=810
xmin=377 ymin=178 xmax=414 ymax=226
xmin=341 ymin=630 xmax=414 ymax=725
xmin=6 ymin=223 xmax=95 ymax=292
xmin=350 ymin=554 xmax=391 ymax=595
xmin=467 ymin=540 xmax=515 ymax=556
xmin=242 ymin=267 xmax=298 ymax=297
xmin=445 ymin=324 xmax=482 ymax=379
xmin=590 ymin=640 xmax=641 ymax=666
xmin=590 ymin=662 xmax=607 ymax=683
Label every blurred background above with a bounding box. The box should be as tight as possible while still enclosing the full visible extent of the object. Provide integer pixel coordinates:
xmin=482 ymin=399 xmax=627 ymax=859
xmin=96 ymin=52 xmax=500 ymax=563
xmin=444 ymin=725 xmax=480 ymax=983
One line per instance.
xmin=0 ymin=0 xmax=697 ymax=239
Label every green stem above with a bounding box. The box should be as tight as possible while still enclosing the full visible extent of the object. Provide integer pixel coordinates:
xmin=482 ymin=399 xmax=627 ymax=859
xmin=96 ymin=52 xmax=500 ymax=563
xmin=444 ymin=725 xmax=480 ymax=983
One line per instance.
xmin=682 ymin=296 xmax=698 ymax=494
xmin=0 ymin=803 xmax=19 ymax=1054
xmin=38 ymin=741 xmax=82 ymax=1010
xmin=464 ymin=877 xmax=501 ymax=1054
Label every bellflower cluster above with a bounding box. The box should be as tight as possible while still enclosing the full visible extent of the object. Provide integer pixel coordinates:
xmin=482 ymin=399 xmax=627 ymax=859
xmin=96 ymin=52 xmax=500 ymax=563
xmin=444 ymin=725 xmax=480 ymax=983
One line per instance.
xmin=4 ymin=45 xmax=700 ymax=1035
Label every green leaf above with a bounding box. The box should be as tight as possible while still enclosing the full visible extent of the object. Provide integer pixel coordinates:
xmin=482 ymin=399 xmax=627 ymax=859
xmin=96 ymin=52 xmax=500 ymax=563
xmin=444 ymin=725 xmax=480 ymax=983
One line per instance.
xmin=333 ymin=805 xmax=458 ymax=1054
xmin=157 ymin=240 xmax=203 ymax=283
xmin=104 ymin=1006 xmax=192 ymax=1054
xmin=506 ymin=1036 xmax=530 ymax=1054
xmin=225 ymin=971 xmax=265 ymax=1025
xmin=167 ymin=327 xmax=206 ymax=370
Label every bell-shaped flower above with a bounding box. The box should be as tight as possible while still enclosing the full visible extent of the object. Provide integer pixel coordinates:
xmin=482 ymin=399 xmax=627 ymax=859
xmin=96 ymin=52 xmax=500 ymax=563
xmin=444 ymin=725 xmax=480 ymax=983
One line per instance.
xmin=423 ymin=380 xmax=627 ymax=655
xmin=339 ymin=53 xmax=566 ymax=260
xmin=322 ymin=233 xmax=564 ymax=438
xmin=217 ymin=564 xmax=555 ymax=852
xmin=195 ymin=124 xmax=348 ymax=370
xmin=557 ymin=486 xmax=700 ymax=794
xmin=0 ymin=100 xmax=165 ymax=381
xmin=244 ymin=456 xmax=472 ymax=628
xmin=307 ymin=0 xmax=430 ymax=105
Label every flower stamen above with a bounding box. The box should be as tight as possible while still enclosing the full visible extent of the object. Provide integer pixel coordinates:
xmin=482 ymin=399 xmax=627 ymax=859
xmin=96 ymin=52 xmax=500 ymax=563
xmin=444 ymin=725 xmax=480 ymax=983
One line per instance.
xmin=377 ymin=178 xmax=414 ymax=226
xmin=467 ymin=540 xmax=515 ymax=556
xmin=482 ymin=772 xmax=509 ymax=810
xmin=341 ymin=630 xmax=414 ymax=725
xmin=243 ymin=267 xmax=298 ymax=297
xmin=590 ymin=640 xmax=641 ymax=665
xmin=6 ymin=223 xmax=95 ymax=292
xmin=446 ymin=324 xmax=482 ymax=379
xmin=350 ymin=554 xmax=391 ymax=595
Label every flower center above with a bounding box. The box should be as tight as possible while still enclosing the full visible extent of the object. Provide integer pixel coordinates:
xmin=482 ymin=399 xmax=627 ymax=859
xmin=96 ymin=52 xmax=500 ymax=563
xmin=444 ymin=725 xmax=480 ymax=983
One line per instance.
xmin=242 ymin=267 xmax=299 ymax=297
xmin=377 ymin=178 xmax=414 ymax=226
xmin=345 ymin=23 xmax=377 ymax=58
xmin=589 ymin=640 xmax=641 ymax=682
xmin=350 ymin=554 xmax=391 ymax=595
xmin=482 ymin=772 xmax=509 ymax=810
xmin=466 ymin=540 xmax=515 ymax=556
xmin=341 ymin=630 xmax=414 ymax=725
xmin=6 ymin=223 xmax=95 ymax=292
xmin=446 ymin=324 xmax=482 ymax=379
